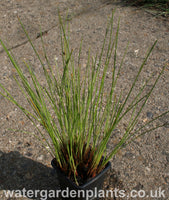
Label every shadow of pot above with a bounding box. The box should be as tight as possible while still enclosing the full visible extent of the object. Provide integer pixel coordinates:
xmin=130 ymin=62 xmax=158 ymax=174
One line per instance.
xmin=51 ymin=158 xmax=111 ymax=200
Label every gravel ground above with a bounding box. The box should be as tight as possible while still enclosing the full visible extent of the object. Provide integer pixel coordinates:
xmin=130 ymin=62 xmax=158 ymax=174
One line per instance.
xmin=0 ymin=0 xmax=169 ymax=200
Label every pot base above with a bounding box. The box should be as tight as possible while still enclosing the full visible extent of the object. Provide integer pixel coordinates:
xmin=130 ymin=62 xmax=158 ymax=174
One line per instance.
xmin=51 ymin=159 xmax=111 ymax=200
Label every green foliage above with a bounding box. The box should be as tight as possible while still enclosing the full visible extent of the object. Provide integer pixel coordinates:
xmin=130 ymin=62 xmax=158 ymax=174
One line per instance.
xmin=125 ymin=0 xmax=169 ymax=16
xmin=126 ymin=0 xmax=169 ymax=4
xmin=0 ymin=12 xmax=168 ymax=185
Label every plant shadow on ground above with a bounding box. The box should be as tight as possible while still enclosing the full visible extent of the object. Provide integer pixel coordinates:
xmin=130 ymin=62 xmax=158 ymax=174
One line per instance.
xmin=0 ymin=151 xmax=123 ymax=200
xmin=0 ymin=151 xmax=60 ymax=199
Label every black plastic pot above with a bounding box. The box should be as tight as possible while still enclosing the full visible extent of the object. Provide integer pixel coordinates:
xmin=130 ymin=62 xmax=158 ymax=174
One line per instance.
xmin=51 ymin=159 xmax=111 ymax=200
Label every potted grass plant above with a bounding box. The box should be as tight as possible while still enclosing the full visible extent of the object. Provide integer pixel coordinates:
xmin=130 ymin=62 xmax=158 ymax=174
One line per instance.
xmin=0 ymin=12 xmax=168 ymax=199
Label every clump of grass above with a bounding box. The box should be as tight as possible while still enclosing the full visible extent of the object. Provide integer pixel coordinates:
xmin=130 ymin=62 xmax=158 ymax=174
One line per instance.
xmin=0 ymin=11 xmax=168 ymax=186
xmin=125 ymin=0 xmax=169 ymax=16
